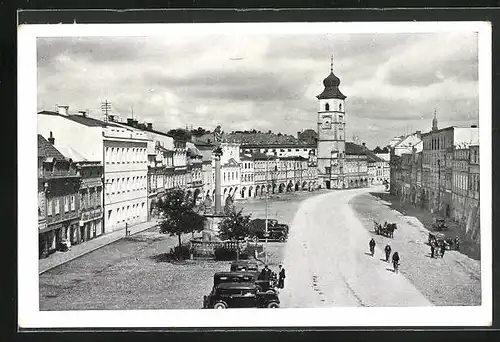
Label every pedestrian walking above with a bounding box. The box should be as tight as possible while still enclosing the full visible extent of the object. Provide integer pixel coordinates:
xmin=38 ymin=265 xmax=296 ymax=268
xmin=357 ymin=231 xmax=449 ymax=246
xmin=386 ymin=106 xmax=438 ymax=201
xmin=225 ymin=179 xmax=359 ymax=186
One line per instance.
xmin=392 ymin=252 xmax=400 ymax=273
xmin=440 ymin=242 xmax=446 ymax=258
xmin=278 ymin=265 xmax=286 ymax=289
xmin=454 ymin=236 xmax=460 ymax=251
xmin=384 ymin=244 xmax=392 ymax=262
xmin=430 ymin=241 xmax=435 ymax=258
xmin=369 ymin=238 xmax=376 ymax=256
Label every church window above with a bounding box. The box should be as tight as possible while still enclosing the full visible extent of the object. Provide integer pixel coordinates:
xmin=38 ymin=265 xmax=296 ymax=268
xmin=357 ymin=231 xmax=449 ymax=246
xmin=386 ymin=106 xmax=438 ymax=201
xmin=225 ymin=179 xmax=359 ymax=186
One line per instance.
xmin=339 ymin=104 xmax=342 ymax=111
xmin=325 ymin=103 xmax=330 ymax=111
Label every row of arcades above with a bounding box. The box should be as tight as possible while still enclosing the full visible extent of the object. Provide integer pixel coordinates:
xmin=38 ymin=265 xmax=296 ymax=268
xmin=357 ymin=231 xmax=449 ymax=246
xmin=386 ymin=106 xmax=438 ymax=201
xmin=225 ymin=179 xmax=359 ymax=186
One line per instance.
xmin=186 ymin=179 xmax=321 ymax=205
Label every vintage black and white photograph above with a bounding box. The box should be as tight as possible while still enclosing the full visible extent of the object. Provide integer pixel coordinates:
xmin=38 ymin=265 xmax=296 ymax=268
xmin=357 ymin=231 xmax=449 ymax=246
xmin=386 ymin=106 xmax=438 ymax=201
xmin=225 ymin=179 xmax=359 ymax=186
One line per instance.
xmin=18 ymin=21 xmax=492 ymax=328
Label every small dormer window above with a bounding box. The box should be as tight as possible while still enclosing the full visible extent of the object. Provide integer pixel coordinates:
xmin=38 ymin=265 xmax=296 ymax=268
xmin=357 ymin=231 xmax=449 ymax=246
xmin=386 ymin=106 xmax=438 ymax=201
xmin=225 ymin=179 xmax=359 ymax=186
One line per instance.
xmin=325 ymin=103 xmax=330 ymax=111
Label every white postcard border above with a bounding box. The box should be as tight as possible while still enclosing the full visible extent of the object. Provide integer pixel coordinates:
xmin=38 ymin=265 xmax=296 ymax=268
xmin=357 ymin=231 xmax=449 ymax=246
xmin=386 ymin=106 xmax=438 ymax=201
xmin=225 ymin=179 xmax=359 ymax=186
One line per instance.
xmin=18 ymin=21 xmax=492 ymax=328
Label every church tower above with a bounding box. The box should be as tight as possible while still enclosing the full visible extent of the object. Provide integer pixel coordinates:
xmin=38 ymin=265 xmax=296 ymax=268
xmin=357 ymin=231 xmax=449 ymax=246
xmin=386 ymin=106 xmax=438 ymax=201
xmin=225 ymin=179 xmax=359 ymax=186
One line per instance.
xmin=432 ymin=109 xmax=438 ymax=131
xmin=316 ymin=56 xmax=346 ymax=189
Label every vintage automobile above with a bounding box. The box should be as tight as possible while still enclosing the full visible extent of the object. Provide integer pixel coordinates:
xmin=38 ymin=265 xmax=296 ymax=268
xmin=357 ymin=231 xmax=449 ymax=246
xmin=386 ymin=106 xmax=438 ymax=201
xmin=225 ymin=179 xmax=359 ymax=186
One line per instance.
xmin=230 ymin=260 xmax=259 ymax=273
xmin=432 ymin=218 xmax=448 ymax=231
xmin=249 ymin=219 xmax=288 ymax=241
xmin=227 ymin=264 xmax=277 ymax=293
xmin=203 ymin=282 xmax=280 ymax=309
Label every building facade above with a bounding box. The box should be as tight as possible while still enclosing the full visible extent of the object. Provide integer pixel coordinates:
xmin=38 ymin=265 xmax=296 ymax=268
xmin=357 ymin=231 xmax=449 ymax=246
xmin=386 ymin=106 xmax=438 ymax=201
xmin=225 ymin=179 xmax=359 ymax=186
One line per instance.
xmin=452 ymin=144 xmax=480 ymax=241
xmin=38 ymin=106 xmax=149 ymax=233
xmin=38 ymin=134 xmax=81 ymax=258
xmin=240 ymin=154 xmax=255 ymax=199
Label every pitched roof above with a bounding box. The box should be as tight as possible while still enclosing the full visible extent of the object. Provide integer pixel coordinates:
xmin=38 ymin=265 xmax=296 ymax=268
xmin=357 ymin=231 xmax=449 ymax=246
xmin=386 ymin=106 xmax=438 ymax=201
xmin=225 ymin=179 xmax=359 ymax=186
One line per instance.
xmin=38 ymin=110 xmax=122 ymax=128
xmin=38 ymin=134 xmax=65 ymax=160
xmin=345 ymin=142 xmax=366 ymax=155
xmin=54 ymin=145 xmax=87 ymax=162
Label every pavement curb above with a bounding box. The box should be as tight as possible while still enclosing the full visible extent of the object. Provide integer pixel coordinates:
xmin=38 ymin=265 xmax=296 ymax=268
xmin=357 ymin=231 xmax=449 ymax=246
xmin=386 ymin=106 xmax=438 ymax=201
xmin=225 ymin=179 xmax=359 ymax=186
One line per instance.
xmin=39 ymin=223 xmax=159 ymax=275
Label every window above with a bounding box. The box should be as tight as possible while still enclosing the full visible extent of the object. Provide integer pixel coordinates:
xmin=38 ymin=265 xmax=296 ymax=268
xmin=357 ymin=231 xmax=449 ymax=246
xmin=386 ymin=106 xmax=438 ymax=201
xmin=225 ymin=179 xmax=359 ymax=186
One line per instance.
xmin=127 ymin=177 xmax=130 ymax=191
xmin=54 ymin=198 xmax=60 ymax=214
xmin=325 ymin=103 xmax=330 ymax=111
xmin=339 ymin=103 xmax=342 ymax=111
xmin=47 ymin=199 xmax=53 ymax=216
xmin=71 ymin=195 xmax=75 ymax=211
xmin=64 ymin=196 xmax=69 ymax=212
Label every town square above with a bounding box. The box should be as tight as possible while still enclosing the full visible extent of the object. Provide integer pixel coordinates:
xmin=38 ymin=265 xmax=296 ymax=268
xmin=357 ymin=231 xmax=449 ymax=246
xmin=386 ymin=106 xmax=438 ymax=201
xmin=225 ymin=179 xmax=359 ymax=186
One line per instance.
xmin=33 ymin=27 xmax=483 ymax=313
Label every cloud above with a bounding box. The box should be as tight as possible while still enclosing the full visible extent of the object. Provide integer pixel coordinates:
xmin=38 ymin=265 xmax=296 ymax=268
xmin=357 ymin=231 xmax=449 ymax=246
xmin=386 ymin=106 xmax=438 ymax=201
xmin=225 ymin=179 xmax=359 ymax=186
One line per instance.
xmin=36 ymin=31 xmax=479 ymax=149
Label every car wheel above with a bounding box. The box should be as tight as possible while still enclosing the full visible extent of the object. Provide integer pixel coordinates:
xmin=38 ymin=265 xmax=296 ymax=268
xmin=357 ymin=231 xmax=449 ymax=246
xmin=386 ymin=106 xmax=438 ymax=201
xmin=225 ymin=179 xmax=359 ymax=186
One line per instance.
xmin=213 ymin=301 xmax=227 ymax=309
xmin=267 ymin=301 xmax=280 ymax=308
xmin=280 ymin=236 xmax=286 ymax=242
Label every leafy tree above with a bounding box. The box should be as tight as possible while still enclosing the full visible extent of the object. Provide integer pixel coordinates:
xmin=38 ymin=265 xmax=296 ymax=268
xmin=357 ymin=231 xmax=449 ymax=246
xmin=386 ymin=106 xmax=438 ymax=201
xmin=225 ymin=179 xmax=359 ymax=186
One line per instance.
xmin=218 ymin=208 xmax=252 ymax=260
xmin=373 ymin=146 xmax=383 ymax=154
xmin=157 ymin=188 xmax=206 ymax=259
xmin=382 ymin=146 xmax=390 ymax=153
xmin=167 ymin=128 xmax=191 ymax=141
xmin=192 ymin=127 xmax=209 ymax=137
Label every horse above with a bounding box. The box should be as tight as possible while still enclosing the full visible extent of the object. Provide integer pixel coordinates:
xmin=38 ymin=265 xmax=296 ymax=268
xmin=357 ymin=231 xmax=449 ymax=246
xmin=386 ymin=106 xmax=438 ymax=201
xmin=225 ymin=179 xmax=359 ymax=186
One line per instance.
xmin=385 ymin=223 xmax=397 ymax=238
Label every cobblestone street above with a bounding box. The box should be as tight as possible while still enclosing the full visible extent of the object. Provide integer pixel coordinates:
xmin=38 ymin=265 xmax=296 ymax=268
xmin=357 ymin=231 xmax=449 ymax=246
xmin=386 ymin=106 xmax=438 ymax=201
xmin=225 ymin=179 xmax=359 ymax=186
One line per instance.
xmin=38 ymin=192 xmax=308 ymax=310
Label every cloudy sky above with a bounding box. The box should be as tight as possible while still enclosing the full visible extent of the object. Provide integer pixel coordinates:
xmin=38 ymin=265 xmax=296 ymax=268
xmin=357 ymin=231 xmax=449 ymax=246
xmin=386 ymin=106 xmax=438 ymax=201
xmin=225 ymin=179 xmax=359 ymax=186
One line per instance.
xmin=37 ymin=31 xmax=479 ymax=148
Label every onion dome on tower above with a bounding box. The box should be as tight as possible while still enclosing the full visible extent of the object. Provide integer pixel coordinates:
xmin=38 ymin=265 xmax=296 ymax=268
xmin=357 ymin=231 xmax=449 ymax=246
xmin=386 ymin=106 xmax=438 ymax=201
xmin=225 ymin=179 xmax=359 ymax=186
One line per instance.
xmin=316 ymin=56 xmax=346 ymax=100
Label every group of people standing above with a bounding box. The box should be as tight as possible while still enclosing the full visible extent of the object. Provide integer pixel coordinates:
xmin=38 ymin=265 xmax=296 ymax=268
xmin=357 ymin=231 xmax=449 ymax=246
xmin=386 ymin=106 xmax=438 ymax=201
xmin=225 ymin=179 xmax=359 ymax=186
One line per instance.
xmin=430 ymin=239 xmax=446 ymax=258
xmin=258 ymin=264 xmax=286 ymax=289
xmin=369 ymin=238 xmax=400 ymax=273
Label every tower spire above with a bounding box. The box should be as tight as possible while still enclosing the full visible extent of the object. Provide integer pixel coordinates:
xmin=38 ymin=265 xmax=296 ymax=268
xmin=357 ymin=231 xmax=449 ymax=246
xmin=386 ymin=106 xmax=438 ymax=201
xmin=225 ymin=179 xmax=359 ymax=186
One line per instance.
xmin=330 ymin=55 xmax=333 ymax=73
xmin=432 ymin=108 xmax=438 ymax=131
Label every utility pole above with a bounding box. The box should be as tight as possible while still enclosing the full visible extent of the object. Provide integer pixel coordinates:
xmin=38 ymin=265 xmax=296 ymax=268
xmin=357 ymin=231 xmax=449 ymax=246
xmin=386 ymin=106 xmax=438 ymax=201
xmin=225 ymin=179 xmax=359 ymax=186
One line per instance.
xmin=101 ymin=100 xmax=111 ymax=122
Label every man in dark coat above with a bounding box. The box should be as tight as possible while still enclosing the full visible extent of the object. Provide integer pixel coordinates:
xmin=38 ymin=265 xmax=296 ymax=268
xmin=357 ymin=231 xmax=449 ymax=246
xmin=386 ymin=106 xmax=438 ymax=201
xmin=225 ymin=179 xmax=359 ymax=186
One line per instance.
xmin=369 ymin=238 xmax=376 ymax=256
xmin=430 ymin=241 xmax=435 ymax=258
xmin=259 ymin=264 xmax=272 ymax=281
xmin=278 ymin=265 xmax=286 ymax=289
xmin=384 ymin=244 xmax=392 ymax=262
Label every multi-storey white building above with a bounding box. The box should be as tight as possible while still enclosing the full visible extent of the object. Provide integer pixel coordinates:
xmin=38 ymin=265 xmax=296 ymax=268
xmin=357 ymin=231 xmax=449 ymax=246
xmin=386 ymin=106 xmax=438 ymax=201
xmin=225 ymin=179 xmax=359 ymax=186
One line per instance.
xmin=239 ymin=154 xmax=255 ymax=199
xmin=38 ymin=106 xmax=149 ymax=233
xmin=220 ymin=143 xmax=241 ymax=202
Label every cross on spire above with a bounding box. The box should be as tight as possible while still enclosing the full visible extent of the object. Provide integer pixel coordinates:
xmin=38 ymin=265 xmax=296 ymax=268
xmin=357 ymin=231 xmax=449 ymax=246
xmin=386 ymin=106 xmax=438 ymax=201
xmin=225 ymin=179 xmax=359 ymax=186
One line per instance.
xmin=330 ymin=55 xmax=334 ymax=72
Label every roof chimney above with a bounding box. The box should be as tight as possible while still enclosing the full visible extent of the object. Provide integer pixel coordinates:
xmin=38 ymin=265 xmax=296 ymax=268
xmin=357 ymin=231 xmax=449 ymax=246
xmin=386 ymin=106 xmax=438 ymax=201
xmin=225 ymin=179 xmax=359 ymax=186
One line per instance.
xmin=471 ymin=124 xmax=478 ymax=128
xmin=147 ymin=122 xmax=153 ymax=130
xmin=297 ymin=131 xmax=301 ymax=139
xmin=48 ymin=131 xmax=55 ymax=145
xmin=57 ymin=105 xmax=69 ymax=116
xmin=416 ymin=130 xmax=421 ymax=138
xmin=78 ymin=110 xmax=87 ymax=117
xmin=362 ymin=142 xmax=366 ymax=147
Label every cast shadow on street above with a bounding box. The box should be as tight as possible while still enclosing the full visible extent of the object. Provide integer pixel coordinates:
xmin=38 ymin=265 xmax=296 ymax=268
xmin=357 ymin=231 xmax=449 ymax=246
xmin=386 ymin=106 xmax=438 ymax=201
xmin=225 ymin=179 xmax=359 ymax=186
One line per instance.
xmin=380 ymin=258 xmax=388 ymax=262
xmin=364 ymin=252 xmax=374 ymax=256
xmin=386 ymin=268 xmax=395 ymax=273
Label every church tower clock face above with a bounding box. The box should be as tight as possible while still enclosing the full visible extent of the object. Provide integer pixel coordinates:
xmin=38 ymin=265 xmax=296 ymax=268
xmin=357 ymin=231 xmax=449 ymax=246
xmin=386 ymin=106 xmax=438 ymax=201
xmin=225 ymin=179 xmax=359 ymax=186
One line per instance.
xmin=322 ymin=115 xmax=332 ymax=129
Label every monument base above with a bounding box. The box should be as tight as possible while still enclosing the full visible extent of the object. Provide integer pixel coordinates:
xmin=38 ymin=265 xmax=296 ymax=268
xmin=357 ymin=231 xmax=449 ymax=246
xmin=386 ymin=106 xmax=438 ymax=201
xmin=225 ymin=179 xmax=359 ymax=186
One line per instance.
xmin=201 ymin=213 xmax=226 ymax=241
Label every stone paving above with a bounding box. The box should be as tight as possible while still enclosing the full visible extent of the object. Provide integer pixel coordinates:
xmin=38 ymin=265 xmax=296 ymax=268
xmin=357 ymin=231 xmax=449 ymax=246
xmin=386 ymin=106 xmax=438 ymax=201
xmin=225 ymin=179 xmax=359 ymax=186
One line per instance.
xmin=39 ymin=219 xmax=160 ymax=274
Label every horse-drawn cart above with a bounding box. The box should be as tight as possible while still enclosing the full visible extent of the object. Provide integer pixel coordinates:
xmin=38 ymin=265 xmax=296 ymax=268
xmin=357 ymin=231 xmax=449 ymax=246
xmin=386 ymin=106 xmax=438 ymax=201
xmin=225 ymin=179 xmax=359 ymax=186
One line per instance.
xmin=373 ymin=221 xmax=397 ymax=238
